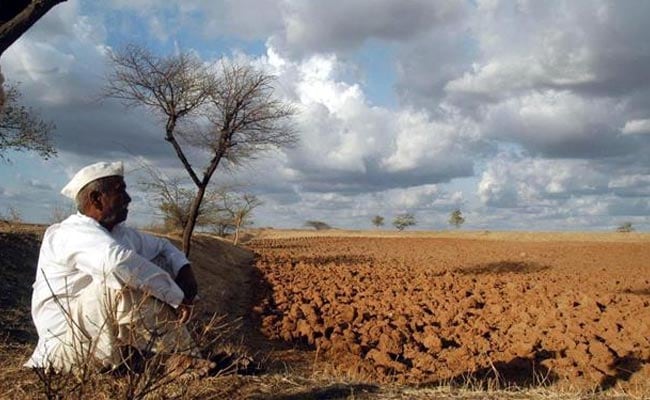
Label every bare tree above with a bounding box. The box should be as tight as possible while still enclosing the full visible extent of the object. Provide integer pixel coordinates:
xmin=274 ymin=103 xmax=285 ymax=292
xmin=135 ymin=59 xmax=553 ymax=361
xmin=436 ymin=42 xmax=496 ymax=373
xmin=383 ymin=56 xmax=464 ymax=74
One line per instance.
xmin=221 ymin=193 xmax=262 ymax=245
xmin=140 ymin=164 xmax=262 ymax=244
xmin=0 ymin=0 xmax=68 ymax=57
xmin=139 ymin=164 xmax=225 ymax=233
xmin=0 ymin=83 xmax=56 ymax=160
xmin=105 ymin=45 xmax=295 ymax=256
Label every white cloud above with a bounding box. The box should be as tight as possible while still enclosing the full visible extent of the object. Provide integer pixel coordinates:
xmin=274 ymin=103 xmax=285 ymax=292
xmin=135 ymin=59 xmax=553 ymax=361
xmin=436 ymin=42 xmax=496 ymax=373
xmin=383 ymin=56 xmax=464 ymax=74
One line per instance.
xmin=621 ymin=119 xmax=650 ymax=135
xmin=257 ymin=50 xmax=489 ymax=193
xmin=478 ymin=153 xmax=611 ymax=208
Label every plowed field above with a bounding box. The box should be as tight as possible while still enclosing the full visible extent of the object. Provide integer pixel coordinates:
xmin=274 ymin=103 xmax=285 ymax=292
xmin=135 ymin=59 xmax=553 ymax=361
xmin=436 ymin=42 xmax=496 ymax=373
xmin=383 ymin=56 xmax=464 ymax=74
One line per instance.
xmin=250 ymin=234 xmax=650 ymax=390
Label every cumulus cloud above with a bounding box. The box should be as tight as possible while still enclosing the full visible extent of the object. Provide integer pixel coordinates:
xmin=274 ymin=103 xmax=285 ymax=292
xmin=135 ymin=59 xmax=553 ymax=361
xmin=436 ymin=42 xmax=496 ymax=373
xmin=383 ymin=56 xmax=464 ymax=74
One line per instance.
xmin=2 ymin=0 xmax=650 ymax=230
xmin=621 ymin=119 xmax=650 ymax=136
xmin=478 ymin=152 xmax=614 ymax=208
xmin=477 ymin=151 xmax=650 ymax=231
xmin=258 ymin=50 xmax=491 ymax=195
xmin=398 ymin=0 xmax=650 ymax=163
xmin=479 ymin=90 xmax=636 ymax=158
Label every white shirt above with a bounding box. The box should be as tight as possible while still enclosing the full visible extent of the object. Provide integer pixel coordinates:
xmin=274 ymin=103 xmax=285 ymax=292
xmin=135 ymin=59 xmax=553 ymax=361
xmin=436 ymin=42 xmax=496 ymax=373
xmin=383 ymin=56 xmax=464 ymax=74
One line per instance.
xmin=26 ymin=212 xmax=189 ymax=368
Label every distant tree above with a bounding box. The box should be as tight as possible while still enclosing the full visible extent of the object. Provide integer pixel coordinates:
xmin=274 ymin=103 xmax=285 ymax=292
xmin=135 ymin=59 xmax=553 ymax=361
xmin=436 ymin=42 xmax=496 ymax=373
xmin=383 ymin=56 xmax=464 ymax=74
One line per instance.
xmin=393 ymin=213 xmax=416 ymax=231
xmin=305 ymin=220 xmax=331 ymax=230
xmin=0 ymin=83 xmax=55 ymax=160
xmin=449 ymin=209 xmax=465 ymax=229
xmin=105 ymin=44 xmax=296 ymax=256
xmin=139 ymin=165 xmax=225 ymax=233
xmin=616 ymin=222 xmax=634 ymax=233
xmin=221 ymin=193 xmax=263 ymax=245
xmin=371 ymin=215 xmax=384 ymax=228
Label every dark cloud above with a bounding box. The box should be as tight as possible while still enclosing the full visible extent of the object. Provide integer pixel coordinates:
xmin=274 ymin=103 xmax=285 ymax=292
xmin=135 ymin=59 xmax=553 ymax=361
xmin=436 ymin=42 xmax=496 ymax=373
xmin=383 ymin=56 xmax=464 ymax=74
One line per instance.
xmin=270 ymin=0 xmax=467 ymax=56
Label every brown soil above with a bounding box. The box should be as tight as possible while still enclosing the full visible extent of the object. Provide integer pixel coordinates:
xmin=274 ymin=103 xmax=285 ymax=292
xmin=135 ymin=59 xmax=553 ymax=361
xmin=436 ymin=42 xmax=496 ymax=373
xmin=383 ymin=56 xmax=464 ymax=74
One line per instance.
xmin=2 ymin=222 xmax=649 ymax=397
xmin=249 ymin=235 xmax=650 ymax=390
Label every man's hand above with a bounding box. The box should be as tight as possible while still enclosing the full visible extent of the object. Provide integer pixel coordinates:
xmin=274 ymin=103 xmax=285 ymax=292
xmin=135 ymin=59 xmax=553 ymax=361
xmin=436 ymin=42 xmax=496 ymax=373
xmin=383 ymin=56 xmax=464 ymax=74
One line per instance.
xmin=177 ymin=299 xmax=194 ymax=324
xmin=175 ymin=264 xmax=198 ymax=302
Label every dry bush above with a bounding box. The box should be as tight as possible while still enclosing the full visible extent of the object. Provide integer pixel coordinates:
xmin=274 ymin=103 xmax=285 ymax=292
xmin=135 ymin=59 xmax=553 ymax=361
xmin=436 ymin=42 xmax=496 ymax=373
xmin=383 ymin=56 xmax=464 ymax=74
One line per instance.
xmin=1 ymin=205 xmax=23 ymax=225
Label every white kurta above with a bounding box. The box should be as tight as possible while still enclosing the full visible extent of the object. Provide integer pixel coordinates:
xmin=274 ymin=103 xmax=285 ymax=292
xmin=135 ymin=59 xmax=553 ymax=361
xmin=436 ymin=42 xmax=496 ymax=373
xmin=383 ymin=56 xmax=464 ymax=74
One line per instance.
xmin=25 ymin=212 xmax=189 ymax=368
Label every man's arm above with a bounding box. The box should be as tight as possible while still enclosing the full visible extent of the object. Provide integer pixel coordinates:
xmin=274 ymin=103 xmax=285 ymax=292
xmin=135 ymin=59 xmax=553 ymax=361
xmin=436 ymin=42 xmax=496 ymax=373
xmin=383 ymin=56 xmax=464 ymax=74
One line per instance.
xmin=175 ymin=264 xmax=198 ymax=302
xmin=122 ymin=228 xmax=191 ymax=278
xmin=73 ymin=238 xmax=186 ymax=308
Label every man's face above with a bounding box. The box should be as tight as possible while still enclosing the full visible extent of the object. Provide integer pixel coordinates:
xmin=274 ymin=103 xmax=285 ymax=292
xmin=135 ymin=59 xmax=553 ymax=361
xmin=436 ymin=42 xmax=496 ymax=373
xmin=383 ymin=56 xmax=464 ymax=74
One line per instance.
xmin=98 ymin=176 xmax=132 ymax=228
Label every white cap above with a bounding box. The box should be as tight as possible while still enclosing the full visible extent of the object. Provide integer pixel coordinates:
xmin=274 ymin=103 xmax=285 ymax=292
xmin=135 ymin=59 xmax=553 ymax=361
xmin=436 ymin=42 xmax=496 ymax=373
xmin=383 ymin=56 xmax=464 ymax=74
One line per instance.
xmin=61 ymin=161 xmax=124 ymax=199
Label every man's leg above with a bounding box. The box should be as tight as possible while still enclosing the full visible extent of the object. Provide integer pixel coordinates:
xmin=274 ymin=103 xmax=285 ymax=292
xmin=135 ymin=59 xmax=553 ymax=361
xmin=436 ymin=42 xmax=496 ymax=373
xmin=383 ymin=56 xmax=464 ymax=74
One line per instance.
xmin=53 ymin=281 xmax=197 ymax=371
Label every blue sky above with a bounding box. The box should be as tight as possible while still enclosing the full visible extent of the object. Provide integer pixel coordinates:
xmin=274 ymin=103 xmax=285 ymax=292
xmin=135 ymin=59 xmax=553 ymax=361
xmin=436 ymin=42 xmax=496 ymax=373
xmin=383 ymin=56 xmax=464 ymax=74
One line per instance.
xmin=1 ymin=0 xmax=650 ymax=231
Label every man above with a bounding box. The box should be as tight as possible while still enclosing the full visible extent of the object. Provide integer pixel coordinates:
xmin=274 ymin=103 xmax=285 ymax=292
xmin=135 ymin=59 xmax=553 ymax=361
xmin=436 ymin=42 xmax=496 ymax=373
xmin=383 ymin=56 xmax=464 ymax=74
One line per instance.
xmin=25 ymin=161 xmax=213 ymax=375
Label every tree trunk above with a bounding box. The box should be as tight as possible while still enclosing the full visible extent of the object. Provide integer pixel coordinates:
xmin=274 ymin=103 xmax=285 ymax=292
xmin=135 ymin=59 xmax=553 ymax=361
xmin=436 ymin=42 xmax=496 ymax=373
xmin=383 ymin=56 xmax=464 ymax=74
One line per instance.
xmin=0 ymin=0 xmax=67 ymax=57
xmin=182 ymin=184 xmax=207 ymax=257
xmin=233 ymin=218 xmax=242 ymax=246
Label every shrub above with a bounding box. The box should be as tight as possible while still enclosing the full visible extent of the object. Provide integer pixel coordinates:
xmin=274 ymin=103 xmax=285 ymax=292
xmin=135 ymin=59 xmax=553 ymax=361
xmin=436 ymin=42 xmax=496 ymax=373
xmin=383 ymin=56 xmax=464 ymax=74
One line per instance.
xmin=449 ymin=209 xmax=465 ymax=229
xmin=616 ymin=222 xmax=634 ymax=233
xmin=304 ymin=220 xmax=331 ymax=230
xmin=393 ymin=213 xmax=416 ymax=231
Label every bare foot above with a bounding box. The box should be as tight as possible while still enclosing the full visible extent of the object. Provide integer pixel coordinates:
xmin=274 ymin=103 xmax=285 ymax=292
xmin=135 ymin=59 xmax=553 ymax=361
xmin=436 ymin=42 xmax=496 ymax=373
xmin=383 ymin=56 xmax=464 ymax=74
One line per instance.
xmin=165 ymin=354 xmax=217 ymax=381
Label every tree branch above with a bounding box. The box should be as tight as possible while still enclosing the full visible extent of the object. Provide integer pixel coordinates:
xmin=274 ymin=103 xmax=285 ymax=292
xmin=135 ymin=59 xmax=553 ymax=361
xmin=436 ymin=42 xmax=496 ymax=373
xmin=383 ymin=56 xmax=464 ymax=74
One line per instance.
xmin=0 ymin=0 xmax=68 ymax=57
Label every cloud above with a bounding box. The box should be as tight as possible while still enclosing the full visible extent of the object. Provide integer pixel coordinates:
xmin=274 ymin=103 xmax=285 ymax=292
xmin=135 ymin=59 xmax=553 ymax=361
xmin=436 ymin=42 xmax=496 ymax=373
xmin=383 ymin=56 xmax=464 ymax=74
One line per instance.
xmin=479 ymin=90 xmax=637 ymax=158
xmin=621 ymin=119 xmax=650 ymax=136
xmin=2 ymin=0 xmax=650 ymax=231
xmin=396 ymin=1 xmax=650 ymax=162
xmin=271 ymin=0 xmax=467 ymax=56
xmin=258 ymin=50 xmax=492 ymax=195
xmin=478 ymin=152 xmax=613 ymax=208
xmin=607 ymin=198 xmax=650 ymax=217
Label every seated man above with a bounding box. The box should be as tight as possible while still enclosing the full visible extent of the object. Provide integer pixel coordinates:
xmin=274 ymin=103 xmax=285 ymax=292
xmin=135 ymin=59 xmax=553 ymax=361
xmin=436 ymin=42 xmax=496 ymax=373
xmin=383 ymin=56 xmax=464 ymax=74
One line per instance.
xmin=25 ymin=161 xmax=213 ymax=374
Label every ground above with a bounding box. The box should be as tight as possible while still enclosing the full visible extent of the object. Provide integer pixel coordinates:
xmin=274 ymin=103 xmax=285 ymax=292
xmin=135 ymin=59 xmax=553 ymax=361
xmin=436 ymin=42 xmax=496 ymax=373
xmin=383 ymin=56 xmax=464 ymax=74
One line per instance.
xmin=0 ymin=222 xmax=648 ymax=399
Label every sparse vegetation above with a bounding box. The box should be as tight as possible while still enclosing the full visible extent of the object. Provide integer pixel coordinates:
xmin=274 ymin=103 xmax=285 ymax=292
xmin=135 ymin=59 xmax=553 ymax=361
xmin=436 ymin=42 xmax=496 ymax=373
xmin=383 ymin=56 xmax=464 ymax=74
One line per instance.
xmin=305 ymin=220 xmax=332 ymax=230
xmin=139 ymin=164 xmax=226 ymax=233
xmin=371 ymin=215 xmax=384 ymax=228
xmin=140 ymin=164 xmax=262 ymax=245
xmin=449 ymin=209 xmax=465 ymax=229
xmin=31 ymin=312 xmax=246 ymax=400
xmin=1 ymin=205 xmax=22 ymax=225
xmin=220 ymin=193 xmax=262 ymax=245
xmin=392 ymin=213 xmax=416 ymax=231
xmin=0 ymin=83 xmax=56 ymax=161
xmin=616 ymin=221 xmax=634 ymax=233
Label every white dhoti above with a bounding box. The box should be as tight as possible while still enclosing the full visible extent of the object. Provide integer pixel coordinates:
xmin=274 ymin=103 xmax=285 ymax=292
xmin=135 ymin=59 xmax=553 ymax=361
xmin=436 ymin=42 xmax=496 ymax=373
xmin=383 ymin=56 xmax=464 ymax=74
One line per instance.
xmin=46 ymin=281 xmax=196 ymax=372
